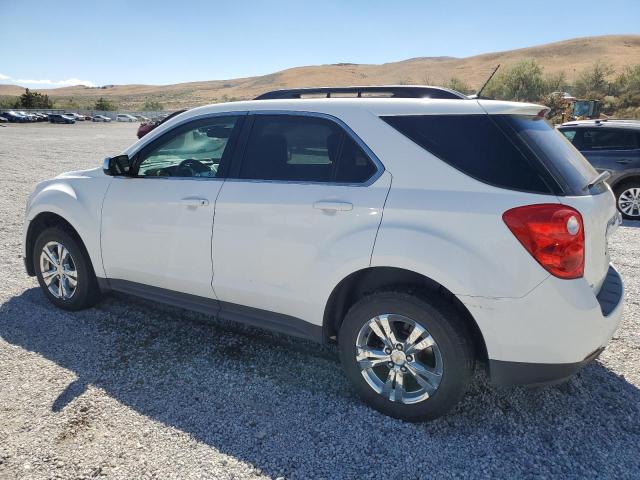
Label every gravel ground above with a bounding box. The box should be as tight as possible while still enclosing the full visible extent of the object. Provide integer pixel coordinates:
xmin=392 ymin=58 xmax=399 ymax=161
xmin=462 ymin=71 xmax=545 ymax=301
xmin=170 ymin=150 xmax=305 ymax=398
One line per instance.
xmin=1 ymin=122 xmax=640 ymax=479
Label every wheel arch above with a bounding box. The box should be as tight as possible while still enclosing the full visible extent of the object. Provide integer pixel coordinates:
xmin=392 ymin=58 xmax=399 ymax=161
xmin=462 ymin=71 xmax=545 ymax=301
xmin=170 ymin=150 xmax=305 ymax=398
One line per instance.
xmin=610 ymin=173 xmax=640 ymax=191
xmin=25 ymin=212 xmax=93 ymax=277
xmin=323 ymin=266 xmax=488 ymax=362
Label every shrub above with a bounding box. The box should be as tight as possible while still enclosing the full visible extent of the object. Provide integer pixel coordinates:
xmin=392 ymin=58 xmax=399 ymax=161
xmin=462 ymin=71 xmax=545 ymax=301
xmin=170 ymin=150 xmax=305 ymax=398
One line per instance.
xmin=142 ymin=100 xmax=164 ymax=111
xmin=445 ymin=77 xmax=472 ymax=94
xmin=94 ymin=97 xmax=115 ymax=111
xmin=572 ymin=61 xmax=614 ymax=98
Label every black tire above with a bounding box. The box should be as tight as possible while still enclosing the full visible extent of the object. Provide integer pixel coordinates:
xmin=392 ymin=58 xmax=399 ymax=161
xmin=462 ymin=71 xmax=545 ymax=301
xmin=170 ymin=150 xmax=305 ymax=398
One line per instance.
xmin=614 ymin=180 xmax=640 ymax=220
xmin=338 ymin=290 xmax=474 ymax=422
xmin=33 ymin=227 xmax=101 ymax=311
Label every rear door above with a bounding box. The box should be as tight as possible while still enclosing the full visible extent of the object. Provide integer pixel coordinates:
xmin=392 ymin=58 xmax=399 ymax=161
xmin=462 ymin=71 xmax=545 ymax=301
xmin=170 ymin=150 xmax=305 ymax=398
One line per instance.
xmin=210 ymin=112 xmax=390 ymax=327
xmin=575 ymin=127 xmax=640 ymax=172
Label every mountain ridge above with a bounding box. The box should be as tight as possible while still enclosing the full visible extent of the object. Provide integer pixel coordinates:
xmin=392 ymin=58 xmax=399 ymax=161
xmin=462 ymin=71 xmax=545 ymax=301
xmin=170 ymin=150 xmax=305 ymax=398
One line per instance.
xmin=1 ymin=34 xmax=638 ymax=109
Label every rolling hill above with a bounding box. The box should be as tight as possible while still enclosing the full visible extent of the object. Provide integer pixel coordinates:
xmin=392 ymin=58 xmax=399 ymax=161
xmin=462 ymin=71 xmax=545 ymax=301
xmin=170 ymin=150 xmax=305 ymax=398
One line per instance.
xmin=1 ymin=34 xmax=639 ymax=110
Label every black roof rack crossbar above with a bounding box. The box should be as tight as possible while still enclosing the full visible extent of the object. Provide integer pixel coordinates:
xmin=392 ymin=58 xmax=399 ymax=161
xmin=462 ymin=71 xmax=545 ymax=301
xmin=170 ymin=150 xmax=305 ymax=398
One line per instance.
xmin=254 ymin=86 xmax=467 ymax=100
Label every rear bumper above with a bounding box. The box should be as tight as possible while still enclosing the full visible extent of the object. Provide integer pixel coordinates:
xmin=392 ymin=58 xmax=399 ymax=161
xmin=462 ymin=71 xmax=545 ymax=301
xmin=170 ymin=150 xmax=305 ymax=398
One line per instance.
xmin=459 ymin=264 xmax=624 ymax=385
xmin=489 ymin=347 xmax=604 ymax=386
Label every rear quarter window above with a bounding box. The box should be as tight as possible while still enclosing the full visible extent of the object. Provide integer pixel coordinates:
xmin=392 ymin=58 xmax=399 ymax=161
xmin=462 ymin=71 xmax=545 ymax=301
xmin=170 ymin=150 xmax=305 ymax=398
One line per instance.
xmin=381 ymin=114 xmax=556 ymax=194
xmin=500 ymin=116 xmax=597 ymax=195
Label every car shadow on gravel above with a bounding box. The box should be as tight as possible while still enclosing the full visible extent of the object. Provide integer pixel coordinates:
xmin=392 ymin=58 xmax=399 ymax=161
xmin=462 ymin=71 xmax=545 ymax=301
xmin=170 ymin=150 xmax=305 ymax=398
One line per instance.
xmin=2 ymin=288 xmax=640 ymax=477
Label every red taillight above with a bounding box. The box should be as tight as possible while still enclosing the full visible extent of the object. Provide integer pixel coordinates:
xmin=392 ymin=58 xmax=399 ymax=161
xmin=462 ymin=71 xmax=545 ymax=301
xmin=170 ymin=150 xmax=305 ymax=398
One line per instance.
xmin=502 ymin=204 xmax=584 ymax=279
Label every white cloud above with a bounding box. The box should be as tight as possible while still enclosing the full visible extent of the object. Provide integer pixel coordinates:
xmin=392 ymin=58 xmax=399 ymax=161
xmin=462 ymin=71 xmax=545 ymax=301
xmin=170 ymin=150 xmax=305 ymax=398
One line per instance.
xmin=13 ymin=77 xmax=96 ymax=88
xmin=0 ymin=74 xmax=96 ymax=88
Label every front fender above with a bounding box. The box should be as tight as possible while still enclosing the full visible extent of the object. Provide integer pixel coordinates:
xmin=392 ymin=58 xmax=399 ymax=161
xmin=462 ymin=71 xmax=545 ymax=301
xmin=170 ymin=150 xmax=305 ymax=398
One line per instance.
xmin=25 ymin=176 xmax=112 ymax=278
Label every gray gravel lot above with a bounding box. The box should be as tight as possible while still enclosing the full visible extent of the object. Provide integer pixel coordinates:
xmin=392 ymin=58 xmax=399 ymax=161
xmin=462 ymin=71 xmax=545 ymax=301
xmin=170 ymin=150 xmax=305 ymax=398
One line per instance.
xmin=1 ymin=122 xmax=640 ymax=479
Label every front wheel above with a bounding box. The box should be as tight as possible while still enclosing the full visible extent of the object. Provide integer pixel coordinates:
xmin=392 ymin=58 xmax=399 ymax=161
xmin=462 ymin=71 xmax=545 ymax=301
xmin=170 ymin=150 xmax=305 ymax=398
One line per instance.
xmin=615 ymin=181 xmax=640 ymax=220
xmin=33 ymin=227 xmax=101 ymax=310
xmin=338 ymin=291 xmax=474 ymax=422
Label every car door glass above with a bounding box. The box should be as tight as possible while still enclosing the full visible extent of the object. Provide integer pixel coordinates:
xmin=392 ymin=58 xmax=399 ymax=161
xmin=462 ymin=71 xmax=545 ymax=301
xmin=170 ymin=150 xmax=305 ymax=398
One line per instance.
xmin=238 ymin=115 xmax=377 ymax=183
xmin=138 ymin=117 xmax=238 ymax=177
xmin=335 ymin=134 xmax=377 ymax=182
xmin=560 ymin=129 xmax=576 ymax=142
xmin=581 ymin=129 xmax=639 ymax=151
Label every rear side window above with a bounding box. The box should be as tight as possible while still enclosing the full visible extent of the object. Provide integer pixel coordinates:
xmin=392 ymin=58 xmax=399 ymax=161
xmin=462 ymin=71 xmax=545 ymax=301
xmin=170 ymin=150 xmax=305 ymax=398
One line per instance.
xmin=381 ymin=114 xmax=554 ymax=194
xmin=238 ymin=115 xmax=377 ymax=183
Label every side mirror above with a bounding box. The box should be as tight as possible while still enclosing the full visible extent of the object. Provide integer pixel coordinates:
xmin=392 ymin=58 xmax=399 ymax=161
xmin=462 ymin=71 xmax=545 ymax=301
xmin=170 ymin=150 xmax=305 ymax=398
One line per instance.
xmin=102 ymin=154 xmax=131 ymax=176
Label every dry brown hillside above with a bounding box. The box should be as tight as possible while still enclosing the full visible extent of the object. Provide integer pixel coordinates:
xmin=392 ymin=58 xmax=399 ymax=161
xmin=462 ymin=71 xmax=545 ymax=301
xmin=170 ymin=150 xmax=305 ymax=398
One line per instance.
xmin=2 ymin=34 xmax=639 ymax=110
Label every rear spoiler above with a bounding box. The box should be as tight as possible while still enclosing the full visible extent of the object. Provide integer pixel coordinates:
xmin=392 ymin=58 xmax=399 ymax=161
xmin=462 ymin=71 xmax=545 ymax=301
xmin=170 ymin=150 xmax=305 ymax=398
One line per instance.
xmin=477 ymin=100 xmax=549 ymax=117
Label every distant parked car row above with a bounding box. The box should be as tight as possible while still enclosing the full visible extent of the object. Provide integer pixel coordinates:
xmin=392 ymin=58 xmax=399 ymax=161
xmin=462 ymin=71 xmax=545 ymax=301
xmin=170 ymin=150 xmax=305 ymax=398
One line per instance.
xmin=0 ymin=111 xmax=151 ymax=124
xmin=0 ymin=111 xmax=51 ymax=122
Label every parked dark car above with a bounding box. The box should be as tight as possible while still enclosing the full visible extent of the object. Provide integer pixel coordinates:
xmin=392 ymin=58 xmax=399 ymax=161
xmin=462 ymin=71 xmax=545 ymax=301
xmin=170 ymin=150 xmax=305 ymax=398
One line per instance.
xmin=136 ymin=109 xmax=186 ymax=138
xmin=1 ymin=111 xmax=29 ymax=122
xmin=49 ymin=114 xmax=76 ymax=124
xmin=92 ymin=115 xmax=112 ymax=122
xmin=18 ymin=111 xmax=38 ymax=122
xmin=559 ymin=119 xmax=640 ymax=219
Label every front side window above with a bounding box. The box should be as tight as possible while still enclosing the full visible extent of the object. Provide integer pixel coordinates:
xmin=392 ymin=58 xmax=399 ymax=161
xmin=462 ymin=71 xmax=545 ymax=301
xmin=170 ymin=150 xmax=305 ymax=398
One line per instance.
xmin=136 ymin=116 xmax=239 ymax=177
xmin=238 ymin=115 xmax=377 ymax=183
xmin=560 ymin=129 xmax=577 ymax=142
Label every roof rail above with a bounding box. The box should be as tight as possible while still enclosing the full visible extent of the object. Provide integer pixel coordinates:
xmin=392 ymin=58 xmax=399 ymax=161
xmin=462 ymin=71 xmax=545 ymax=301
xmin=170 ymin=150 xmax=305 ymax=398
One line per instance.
xmin=254 ymin=85 xmax=468 ymax=100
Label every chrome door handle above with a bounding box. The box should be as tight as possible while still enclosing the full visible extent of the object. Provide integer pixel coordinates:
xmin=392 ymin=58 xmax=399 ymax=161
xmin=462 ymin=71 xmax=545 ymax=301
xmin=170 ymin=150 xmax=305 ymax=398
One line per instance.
xmin=180 ymin=197 xmax=209 ymax=207
xmin=616 ymin=159 xmax=631 ymax=164
xmin=313 ymin=201 xmax=353 ymax=212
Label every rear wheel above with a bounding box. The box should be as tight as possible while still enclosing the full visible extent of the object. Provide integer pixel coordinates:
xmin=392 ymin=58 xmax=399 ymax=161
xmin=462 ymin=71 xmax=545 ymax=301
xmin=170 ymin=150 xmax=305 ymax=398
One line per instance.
xmin=338 ymin=291 xmax=474 ymax=422
xmin=615 ymin=181 xmax=640 ymax=220
xmin=33 ymin=227 xmax=101 ymax=310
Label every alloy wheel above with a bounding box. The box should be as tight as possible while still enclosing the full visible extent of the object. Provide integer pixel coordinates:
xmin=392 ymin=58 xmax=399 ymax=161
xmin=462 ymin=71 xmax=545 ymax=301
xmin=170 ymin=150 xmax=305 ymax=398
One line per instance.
xmin=355 ymin=314 xmax=443 ymax=404
xmin=39 ymin=241 xmax=78 ymax=300
xmin=618 ymin=187 xmax=640 ymax=218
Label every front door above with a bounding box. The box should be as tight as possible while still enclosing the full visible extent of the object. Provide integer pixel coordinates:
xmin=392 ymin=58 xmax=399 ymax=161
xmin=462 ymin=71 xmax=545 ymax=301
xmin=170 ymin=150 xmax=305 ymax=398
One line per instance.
xmin=101 ymin=114 xmax=243 ymax=298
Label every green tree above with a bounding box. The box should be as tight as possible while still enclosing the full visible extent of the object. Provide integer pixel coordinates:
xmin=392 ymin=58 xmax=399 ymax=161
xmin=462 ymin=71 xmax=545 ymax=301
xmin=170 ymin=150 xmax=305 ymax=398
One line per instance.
xmin=573 ymin=61 xmax=614 ymax=98
xmin=94 ymin=97 xmax=115 ymax=111
xmin=20 ymin=88 xmax=35 ymax=108
xmin=19 ymin=88 xmax=53 ymax=108
xmin=142 ymin=99 xmax=164 ymax=111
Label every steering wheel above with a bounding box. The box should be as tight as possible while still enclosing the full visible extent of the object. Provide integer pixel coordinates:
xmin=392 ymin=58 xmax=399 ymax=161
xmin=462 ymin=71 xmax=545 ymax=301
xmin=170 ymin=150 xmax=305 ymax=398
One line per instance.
xmin=176 ymin=159 xmax=209 ymax=177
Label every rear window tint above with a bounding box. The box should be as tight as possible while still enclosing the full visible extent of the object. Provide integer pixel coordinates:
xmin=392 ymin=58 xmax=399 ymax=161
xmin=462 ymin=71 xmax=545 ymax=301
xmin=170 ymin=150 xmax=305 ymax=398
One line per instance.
xmin=381 ymin=114 xmax=554 ymax=194
xmin=500 ymin=116 xmax=597 ymax=195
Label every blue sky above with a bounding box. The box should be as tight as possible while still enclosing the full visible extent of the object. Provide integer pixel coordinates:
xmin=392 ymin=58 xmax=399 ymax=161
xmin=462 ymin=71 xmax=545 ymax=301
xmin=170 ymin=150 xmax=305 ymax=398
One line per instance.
xmin=0 ymin=0 xmax=638 ymax=89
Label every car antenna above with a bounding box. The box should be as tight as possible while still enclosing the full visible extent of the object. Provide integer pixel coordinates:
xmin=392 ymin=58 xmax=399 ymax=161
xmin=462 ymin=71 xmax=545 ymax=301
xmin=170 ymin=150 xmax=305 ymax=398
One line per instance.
xmin=469 ymin=64 xmax=500 ymax=99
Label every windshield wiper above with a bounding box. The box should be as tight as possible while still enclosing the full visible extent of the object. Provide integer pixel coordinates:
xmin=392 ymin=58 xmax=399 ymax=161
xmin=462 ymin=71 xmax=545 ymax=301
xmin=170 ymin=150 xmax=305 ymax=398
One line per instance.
xmin=586 ymin=171 xmax=611 ymax=191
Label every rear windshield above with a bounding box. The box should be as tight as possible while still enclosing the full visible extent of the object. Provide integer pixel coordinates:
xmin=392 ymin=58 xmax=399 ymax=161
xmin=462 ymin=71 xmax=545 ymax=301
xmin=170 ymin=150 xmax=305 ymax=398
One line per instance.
xmin=381 ymin=114 xmax=598 ymax=196
xmin=497 ymin=115 xmax=597 ymax=195
xmin=381 ymin=114 xmax=556 ymax=194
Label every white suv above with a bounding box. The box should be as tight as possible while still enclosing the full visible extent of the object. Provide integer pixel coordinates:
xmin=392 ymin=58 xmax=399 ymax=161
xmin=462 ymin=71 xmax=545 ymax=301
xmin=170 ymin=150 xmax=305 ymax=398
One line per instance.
xmin=23 ymin=86 xmax=624 ymax=421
